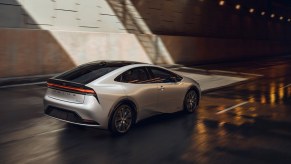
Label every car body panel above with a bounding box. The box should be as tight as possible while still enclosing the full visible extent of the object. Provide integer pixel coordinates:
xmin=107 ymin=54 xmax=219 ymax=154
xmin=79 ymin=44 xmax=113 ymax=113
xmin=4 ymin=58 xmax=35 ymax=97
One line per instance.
xmin=156 ymin=81 xmax=187 ymax=113
xmin=46 ymin=88 xmax=85 ymax=104
xmin=121 ymin=82 xmax=158 ymax=113
xmin=44 ymin=94 xmax=109 ymax=128
xmin=43 ymin=62 xmax=201 ymax=130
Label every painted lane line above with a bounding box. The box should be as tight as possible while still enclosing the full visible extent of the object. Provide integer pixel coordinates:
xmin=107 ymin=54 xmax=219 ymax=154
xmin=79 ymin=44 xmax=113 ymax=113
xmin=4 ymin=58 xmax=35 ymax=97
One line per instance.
xmin=216 ymin=102 xmax=249 ymax=114
xmin=282 ymin=84 xmax=291 ymax=89
xmin=181 ymin=67 xmax=207 ymax=72
xmin=34 ymin=128 xmax=66 ymax=136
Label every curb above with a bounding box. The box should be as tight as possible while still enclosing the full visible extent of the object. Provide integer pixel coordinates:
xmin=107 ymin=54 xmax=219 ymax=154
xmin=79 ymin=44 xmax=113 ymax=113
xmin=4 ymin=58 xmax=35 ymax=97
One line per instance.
xmin=0 ymin=74 xmax=56 ymax=88
xmin=172 ymin=67 xmax=262 ymax=79
xmin=201 ymin=74 xmax=264 ymax=94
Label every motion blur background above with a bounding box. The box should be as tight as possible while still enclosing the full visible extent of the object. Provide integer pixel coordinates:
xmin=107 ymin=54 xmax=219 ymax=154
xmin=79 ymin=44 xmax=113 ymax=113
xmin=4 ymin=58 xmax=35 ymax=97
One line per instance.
xmin=1 ymin=1 xmax=291 ymax=163
xmin=1 ymin=0 xmax=291 ymax=77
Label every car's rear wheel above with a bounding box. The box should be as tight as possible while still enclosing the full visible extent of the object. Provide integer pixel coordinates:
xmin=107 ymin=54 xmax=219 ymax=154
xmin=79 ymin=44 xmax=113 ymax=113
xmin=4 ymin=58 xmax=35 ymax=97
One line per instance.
xmin=109 ymin=104 xmax=134 ymax=135
xmin=184 ymin=89 xmax=199 ymax=113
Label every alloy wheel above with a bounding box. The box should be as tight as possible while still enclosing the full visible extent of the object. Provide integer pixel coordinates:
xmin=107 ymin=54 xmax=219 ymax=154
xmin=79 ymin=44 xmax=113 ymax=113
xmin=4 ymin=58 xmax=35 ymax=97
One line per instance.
xmin=185 ymin=90 xmax=198 ymax=112
xmin=113 ymin=104 xmax=133 ymax=134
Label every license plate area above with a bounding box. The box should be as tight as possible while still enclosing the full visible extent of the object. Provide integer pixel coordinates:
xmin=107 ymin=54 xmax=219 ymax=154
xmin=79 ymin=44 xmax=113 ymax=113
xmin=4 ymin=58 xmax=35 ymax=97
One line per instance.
xmin=47 ymin=88 xmax=85 ymax=104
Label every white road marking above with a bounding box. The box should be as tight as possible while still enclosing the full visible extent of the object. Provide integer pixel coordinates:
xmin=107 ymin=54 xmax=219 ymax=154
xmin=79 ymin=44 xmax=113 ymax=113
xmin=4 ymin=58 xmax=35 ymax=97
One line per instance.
xmin=216 ymin=102 xmax=249 ymax=114
xmin=34 ymin=128 xmax=66 ymax=136
xmin=180 ymin=67 xmax=207 ymax=72
xmin=282 ymin=84 xmax=291 ymax=89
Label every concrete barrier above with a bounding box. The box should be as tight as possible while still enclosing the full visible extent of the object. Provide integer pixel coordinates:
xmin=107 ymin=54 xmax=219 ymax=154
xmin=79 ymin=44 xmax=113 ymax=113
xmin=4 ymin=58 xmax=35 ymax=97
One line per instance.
xmin=0 ymin=28 xmax=151 ymax=78
xmin=1 ymin=28 xmax=291 ymax=78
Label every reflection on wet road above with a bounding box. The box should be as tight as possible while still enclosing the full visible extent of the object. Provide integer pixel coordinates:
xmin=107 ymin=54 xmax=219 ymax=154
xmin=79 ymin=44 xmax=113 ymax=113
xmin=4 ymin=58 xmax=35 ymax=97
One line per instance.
xmin=1 ymin=56 xmax=291 ymax=164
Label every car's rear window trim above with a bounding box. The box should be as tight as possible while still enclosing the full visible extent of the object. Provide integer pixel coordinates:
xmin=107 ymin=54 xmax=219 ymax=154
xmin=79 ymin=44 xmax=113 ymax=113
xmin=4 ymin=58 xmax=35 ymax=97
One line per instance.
xmin=54 ymin=62 xmax=133 ymax=84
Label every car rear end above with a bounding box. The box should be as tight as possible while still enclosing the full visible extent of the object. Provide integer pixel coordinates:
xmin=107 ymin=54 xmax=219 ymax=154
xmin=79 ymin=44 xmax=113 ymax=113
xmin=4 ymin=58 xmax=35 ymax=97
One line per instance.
xmin=43 ymin=61 xmax=130 ymax=129
xmin=44 ymin=78 xmax=104 ymax=126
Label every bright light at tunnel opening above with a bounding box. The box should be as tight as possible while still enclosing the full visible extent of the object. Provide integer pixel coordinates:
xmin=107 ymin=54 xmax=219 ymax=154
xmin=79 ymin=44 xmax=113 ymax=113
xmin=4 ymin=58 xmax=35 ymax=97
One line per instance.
xmin=235 ymin=4 xmax=241 ymax=10
xmin=219 ymin=1 xmax=225 ymax=6
xmin=279 ymin=16 xmax=284 ymax=20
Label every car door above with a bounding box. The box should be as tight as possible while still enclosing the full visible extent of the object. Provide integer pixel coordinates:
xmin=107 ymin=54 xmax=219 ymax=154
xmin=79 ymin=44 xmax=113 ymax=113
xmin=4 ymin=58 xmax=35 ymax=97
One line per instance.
xmin=116 ymin=67 xmax=158 ymax=113
xmin=147 ymin=67 xmax=185 ymax=113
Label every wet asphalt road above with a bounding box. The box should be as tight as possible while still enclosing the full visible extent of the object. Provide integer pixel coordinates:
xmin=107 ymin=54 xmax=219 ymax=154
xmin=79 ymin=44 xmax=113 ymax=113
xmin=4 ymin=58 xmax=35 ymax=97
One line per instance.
xmin=1 ymin=56 xmax=291 ymax=164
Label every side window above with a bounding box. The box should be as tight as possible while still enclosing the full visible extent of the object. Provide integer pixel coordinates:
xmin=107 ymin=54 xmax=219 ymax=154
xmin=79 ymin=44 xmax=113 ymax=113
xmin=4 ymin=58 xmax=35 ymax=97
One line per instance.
xmin=149 ymin=67 xmax=182 ymax=83
xmin=116 ymin=67 xmax=150 ymax=84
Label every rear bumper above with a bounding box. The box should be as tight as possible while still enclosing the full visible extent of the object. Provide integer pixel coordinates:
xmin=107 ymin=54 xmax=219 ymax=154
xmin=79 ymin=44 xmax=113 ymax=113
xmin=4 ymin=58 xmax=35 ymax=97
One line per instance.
xmin=43 ymin=94 xmax=110 ymax=129
xmin=45 ymin=106 xmax=100 ymax=127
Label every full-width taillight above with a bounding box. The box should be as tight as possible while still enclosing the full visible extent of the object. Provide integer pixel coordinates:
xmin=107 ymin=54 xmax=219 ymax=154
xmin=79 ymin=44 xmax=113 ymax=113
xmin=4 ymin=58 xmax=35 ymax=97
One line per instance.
xmin=47 ymin=82 xmax=96 ymax=94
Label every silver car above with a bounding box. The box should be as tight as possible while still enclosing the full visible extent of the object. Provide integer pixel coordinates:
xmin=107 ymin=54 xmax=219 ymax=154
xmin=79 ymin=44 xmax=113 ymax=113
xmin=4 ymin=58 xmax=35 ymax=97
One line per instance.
xmin=44 ymin=61 xmax=201 ymax=134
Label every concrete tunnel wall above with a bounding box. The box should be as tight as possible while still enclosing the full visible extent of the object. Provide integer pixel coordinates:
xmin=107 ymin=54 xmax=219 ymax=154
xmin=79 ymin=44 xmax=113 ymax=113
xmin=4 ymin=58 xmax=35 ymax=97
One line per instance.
xmin=0 ymin=0 xmax=291 ymax=77
xmin=0 ymin=28 xmax=152 ymax=77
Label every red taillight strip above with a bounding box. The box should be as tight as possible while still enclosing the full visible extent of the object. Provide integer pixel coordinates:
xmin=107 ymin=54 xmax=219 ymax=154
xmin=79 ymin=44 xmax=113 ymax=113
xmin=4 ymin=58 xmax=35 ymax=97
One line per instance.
xmin=47 ymin=82 xmax=95 ymax=94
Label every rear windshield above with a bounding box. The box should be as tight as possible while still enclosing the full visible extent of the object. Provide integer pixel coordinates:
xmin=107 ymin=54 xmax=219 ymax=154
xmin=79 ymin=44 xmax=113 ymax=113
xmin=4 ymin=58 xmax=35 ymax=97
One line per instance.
xmin=55 ymin=65 xmax=119 ymax=84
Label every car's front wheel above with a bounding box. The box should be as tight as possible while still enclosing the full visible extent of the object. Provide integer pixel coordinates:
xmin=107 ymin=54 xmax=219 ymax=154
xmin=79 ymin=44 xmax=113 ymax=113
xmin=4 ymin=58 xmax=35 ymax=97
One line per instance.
xmin=184 ymin=89 xmax=199 ymax=113
xmin=109 ymin=104 xmax=134 ymax=135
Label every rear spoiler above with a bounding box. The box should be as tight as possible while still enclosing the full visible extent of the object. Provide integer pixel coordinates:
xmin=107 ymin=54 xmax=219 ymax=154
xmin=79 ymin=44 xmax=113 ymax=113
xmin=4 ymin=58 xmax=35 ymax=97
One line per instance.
xmin=47 ymin=78 xmax=95 ymax=94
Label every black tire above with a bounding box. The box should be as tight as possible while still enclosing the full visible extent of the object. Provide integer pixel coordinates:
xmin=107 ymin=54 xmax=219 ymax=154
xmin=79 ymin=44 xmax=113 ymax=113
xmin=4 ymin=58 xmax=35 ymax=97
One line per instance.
xmin=183 ymin=89 xmax=199 ymax=113
xmin=109 ymin=104 xmax=134 ymax=135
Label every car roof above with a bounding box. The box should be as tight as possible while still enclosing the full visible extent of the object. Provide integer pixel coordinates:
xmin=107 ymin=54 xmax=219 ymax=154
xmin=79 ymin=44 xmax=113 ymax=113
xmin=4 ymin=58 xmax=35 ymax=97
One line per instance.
xmin=85 ymin=62 xmax=182 ymax=85
xmin=77 ymin=60 xmax=174 ymax=72
xmin=83 ymin=60 xmax=146 ymax=67
xmin=119 ymin=63 xmax=168 ymax=69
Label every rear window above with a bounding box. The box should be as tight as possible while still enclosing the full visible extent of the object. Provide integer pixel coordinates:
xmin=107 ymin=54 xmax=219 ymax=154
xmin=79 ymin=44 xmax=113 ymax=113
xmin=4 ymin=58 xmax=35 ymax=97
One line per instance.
xmin=55 ymin=65 xmax=119 ymax=84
